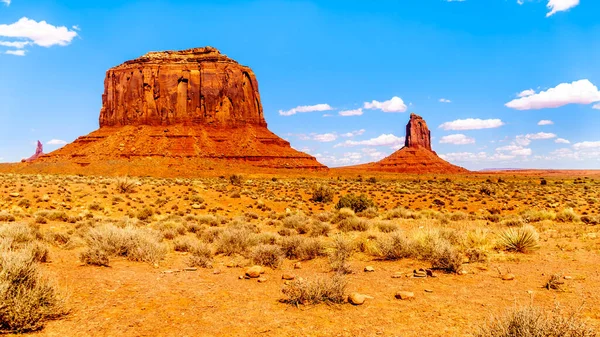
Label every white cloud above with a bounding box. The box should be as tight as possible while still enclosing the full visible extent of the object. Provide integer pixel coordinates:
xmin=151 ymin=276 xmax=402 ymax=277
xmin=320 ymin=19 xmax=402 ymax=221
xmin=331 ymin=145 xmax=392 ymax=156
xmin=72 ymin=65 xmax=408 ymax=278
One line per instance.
xmin=546 ymin=0 xmax=579 ymax=17
xmin=593 ymin=103 xmax=600 ymax=110
xmin=573 ymin=141 xmax=600 ymax=150
xmin=1 ymin=0 xmax=10 ymax=6
xmin=555 ymin=138 xmax=570 ymax=144
xmin=515 ymin=132 xmax=556 ymax=146
xmin=439 ymin=118 xmax=504 ymax=131
xmin=439 ymin=134 xmax=475 ymax=145
xmin=339 ymin=108 xmax=363 ymax=116
xmin=496 ymin=144 xmax=532 ymax=157
xmin=518 ymin=89 xmax=536 ymax=97
xmin=505 ymin=79 xmax=600 ymax=110
xmin=0 ymin=17 xmax=79 ymax=50
xmin=335 ymin=134 xmax=405 ymax=148
xmin=364 ymin=96 xmax=407 ymax=113
xmin=341 ymin=129 xmax=365 ymax=138
xmin=439 ymin=98 xmax=451 ymax=103
xmin=5 ymin=49 xmax=25 ymax=56
xmin=279 ymin=103 xmax=333 ymax=116
xmin=313 ymin=152 xmax=363 ymax=167
xmin=537 ymin=120 xmax=554 ymax=125
xmin=312 ymin=133 xmax=337 ymax=142
xmin=0 ymin=41 xmax=29 ymax=48
xmin=46 ymin=139 xmax=67 ymax=145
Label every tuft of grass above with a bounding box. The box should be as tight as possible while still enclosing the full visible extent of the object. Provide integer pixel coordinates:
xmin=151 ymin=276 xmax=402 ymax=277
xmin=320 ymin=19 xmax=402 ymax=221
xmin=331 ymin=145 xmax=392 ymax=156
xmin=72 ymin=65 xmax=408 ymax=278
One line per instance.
xmin=375 ymin=232 xmax=414 ymax=260
xmin=215 ymin=227 xmax=257 ymax=256
xmin=280 ymin=236 xmax=326 ymax=260
xmin=115 ymin=177 xmax=137 ymax=194
xmin=498 ymin=225 xmax=540 ymax=253
xmin=310 ymin=185 xmax=334 ymax=203
xmin=335 ymin=194 xmax=375 ymax=213
xmin=337 ymin=217 xmax=370 ymax=232
xmin=187 ymin=242 xmax=213 ymax=268
xmin=476 ymin=305 xmax=596 ymax=337
xmin=250 ymin=244 xmax=284 ymax=269
xmin=281 ymin=275 xmax=347 ymax=306
xmin=328 ymin=235 xmax=354 ymax=274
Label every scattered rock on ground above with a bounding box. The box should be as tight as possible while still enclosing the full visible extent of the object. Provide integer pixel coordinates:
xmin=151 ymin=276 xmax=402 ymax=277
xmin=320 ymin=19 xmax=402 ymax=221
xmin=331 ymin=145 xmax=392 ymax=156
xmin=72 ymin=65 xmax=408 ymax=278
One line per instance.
xmin=502 ymin=273 xmax=515 ymax=281
xmin=395 ymin=291 xmax=415 ymax=300
xmin=364 ymin=266 xmax=375 ymax=272
xmin=245 ymin=265 xmax=264 ymax=278
xmin=282 ymin=273 xmax=295 ymax=280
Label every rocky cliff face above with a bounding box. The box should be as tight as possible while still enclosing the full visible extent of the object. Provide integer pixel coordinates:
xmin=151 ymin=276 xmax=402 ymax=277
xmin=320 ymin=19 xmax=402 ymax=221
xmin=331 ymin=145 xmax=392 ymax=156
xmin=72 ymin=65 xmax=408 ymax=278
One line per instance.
xmin=31 ymin=47 xmax=325 ymax=174
xmin=405 ymin=113 xmax=431 ymax=150
xmin=99 ymin=47 xmax=266 ymax=128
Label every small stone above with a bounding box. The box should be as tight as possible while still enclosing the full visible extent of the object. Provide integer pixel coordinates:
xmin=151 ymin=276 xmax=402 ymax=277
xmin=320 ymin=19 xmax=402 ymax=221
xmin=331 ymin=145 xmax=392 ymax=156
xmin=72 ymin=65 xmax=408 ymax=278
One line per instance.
xmin=426 ymin=269 xmax=437 ymax=278
xmin=225 ymin=262 xmax=235 ymax=268
xmin=282 ymin=273 xmax=295 ymax=280
xmin=348 ymin=293 xmax=367 ymax=305
xmin=395 ymin=291 xmax=415 ymax=300
xmin=293 ymin=262 xmax=302 ymax=269
xmin=458 ymin=269 xmax=469 ymax=275
xmin=391 ymin=272 xmax=403 ymax=279
xmin=162 ymin=270 xmax=179 ymax=274
xmin=477 ymin=266 xmax=489 ymax=271
xmin=184 ymin=267 xmax=197 ymax=272
xmin=414 ymin=271 xmax=427 ymax=278
xmin=212 ymin=269 xmax=221 ymax=275
xmin=364 ymin=266 xmax=375 ymax=272
xmin=238 ymin=275 xmax=244 ymax=280
xmin=424 ymin=289 xmax=433 ymax=293
xmin=502 ymin=273 xmax=515 ymax=281
xmin=257 ymin=277 xmax=268 ymax=283
xmin=9 ymin=193 xmax=19 ymax=198
xmin=245 ymin=265 xmax=264 ymax=278
xmin=563 ymin=276 xmax=573 ymax=280
xmin=42 ymin=194 xmax=50 ymax=202
xmin=192 ymin=204 xmax=202 ymax=209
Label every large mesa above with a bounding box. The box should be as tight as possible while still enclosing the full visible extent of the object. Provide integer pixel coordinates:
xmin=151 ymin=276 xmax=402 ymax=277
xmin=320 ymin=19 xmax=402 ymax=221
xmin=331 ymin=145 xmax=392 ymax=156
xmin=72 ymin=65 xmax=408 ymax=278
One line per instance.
xmin=19 ymin=47 xmax=325 ymax=176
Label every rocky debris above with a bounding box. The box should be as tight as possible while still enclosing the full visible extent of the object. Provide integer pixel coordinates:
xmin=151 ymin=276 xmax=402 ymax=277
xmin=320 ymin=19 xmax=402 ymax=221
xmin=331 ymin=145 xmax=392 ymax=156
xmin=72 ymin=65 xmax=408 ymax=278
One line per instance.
xmin=9 ymin=193 xmax=19 ymax=198
xmin=162 ymin=269 xmax=181 ymax=274
xmin=183 ymin=267 xmax=197 ymax=272
xmin=192 ymin=204 xmax=202 ymax=209
xmin=502 ymin=273 xmax=515 ymax=281
xmin=412 ymin=268 xmax=437 ymax=278
xmin=42 ymin=194 xmax=50 ymax=202
xmin=293 ymin=262 xmax=302 ymax=269
xmin=391 ymin=272 xmax=403 ymax=279
xmin=349 ymin=114 xmax=468 ymax=174
xmin=364 ymin=266 xmax=375 ymax=272
xmin=257 ymin=277 xmax=268 ymax=283
xmin=282 ymin=273 xmax=296 ymax=280
xmin=424 ymin=289 xmax=433 ymax=293
xmin=405 ymin=113 xmax=432 ymax=150
xmin=395 ymin=291 xmax=415 ymax=300
xmin=22 ymin=141 xmax=44 ymax=163
xmin=245 ymin=265 xmax=264 ymax=278
xmin=348 ymin=293 xmax=373 ymax=306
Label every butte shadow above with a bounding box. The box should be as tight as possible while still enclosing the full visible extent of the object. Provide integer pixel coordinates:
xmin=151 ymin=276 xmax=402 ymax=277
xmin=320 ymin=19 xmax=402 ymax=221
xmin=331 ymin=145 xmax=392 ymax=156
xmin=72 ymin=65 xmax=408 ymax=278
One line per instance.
xmin=7 ymin=47 xmax=325 ymax=177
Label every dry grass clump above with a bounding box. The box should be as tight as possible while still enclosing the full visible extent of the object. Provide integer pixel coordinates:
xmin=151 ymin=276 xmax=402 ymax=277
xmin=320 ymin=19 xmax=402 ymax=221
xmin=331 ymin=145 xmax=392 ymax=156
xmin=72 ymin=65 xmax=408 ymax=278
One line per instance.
xmin=309 ymin=221 xmax=331 ymax=237
xmin=375 ymin=232 xmax=414 ymax=260
xmin=282 ymin=213 xmax=311 ymax=234
xmin=281 ymin=274 xmax=347 ymax=306
xmin=520 ymin=210 xmax=556 ymax=223
xmin=335 ymin=194 xmax=375 ymax=213
xmin=497 ymin=225 xmax=540 ymax=253
xmin=215 ymin=227 xmax=257 ymax=256
xmin=0 ymin=248 xmax=67 ymax=333
xmin=476 ymin=305 xmax=596 ymax=337
xmin=555 ymin=208 xmax=580 ymax=223
xmin=250 ymin=244 xmax=284 ymax=268
xmin=310 ymin=184 xmax=334 ymax=203
xmin=0 ymin=211 xmax=16 ymax=222
xmin=279 ymin=236 xmax=326 ymax=260
xmin=383 ymin=207 xmax=421 ymax=220
xmin=337 ymin=217 xmax=370 ymax=232
xmin=328 ymin=235 xmax=354 ymax=274
xmin=187 ymin=242 xmax=213 ymax=268
xmin=115 ymin=177 xmax=137 ymax=194
xmin=80 ymin=224 xmax=166 ymax=266
xmin=375 ymin=221 xmax=400 ymax=233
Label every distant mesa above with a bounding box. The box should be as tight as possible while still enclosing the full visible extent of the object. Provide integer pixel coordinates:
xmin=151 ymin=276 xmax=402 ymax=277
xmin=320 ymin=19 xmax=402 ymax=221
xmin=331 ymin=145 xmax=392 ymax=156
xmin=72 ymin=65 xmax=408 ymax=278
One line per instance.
xmin=350 ymin=113 xmax=469 ymax=174
xmin=20 ymin=47 xmax=325 ymax=175
xmin=21 ymin=141 xmax=44 ymax=163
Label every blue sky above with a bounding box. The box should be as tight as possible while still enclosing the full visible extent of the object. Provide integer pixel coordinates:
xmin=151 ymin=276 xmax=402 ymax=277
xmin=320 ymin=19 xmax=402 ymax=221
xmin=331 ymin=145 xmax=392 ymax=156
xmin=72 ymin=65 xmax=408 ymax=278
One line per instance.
xmin=1 ymin=0 xmax=599 ymax=170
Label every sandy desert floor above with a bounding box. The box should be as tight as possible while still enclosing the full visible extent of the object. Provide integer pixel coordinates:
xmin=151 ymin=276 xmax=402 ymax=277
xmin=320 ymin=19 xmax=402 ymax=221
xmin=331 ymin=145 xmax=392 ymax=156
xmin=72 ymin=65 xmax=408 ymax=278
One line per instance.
xmin=1 ymin=171 xmax=600 ymax=336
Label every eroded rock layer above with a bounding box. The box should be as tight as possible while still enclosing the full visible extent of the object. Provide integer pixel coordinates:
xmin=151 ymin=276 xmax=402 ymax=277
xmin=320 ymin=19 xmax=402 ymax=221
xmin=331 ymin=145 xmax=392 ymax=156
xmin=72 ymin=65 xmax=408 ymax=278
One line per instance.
xmin=26 ymin=47 xmax=325 ymax=174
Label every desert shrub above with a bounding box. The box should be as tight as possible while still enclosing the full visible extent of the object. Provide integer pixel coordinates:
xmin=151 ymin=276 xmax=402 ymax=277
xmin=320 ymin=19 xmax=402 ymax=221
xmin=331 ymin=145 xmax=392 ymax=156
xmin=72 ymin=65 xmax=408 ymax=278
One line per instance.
xmin=310 ymin=185 xmax=334 ymax=203
xmin=375 ymin=232 xmax=414 ymax=260
xmin=520 ymin=210 xmax=556 ymax=223
xmin=581 ymin=215 xmax=600 ymax=225
xmin=195 ymin=214 xmax=219 ymax=227
xmin=331 ymin=208 xmax=356 ymax=224
xmin=198 ymin=227 xmax=223 ymax=243
xmin=173 ymin=236 xmax=196 ymax=252
xmin=337 ymin=217 xmax=370 ymax=232
xmin=250 ymin=244 xmax=284 ymax=269
xmin=79 ymin=247 xmax=110 ymax=267
xmin=498 ymin=225 xmax=540 ymax=253
xmin=449 ymin=212 xmax=468 ymax=221
xmin=136 ymin=207 xmax=154 ymax=221
xmin=501 ymin=217 xmax=524 ymax=227
xmin=187 ymin=242 xmax=213 ymax=268
xmin=229 ymin=174 xmax=243 ymax=186
xmin=309 ymin=221 xmax=331 ymax=237
xmin=384 ymin=207 xmax=421 ymax=220
xmin=314 ymin=211 xmax=334 ymax=222
xmin=0 ymin=249 xmax=66 ymax=333
xmin=556 ymin=208 xmax=580 ymax=223
xmin=281 ymin=275 xmax=347 ymax=306
xmin=335 ymin=194 xmax=375 ymax=213
xmin=375 ymin=221 xmax=399 ymax=233
xmin=328 ymin=235 xmax=354 ymax=274
xmin=0 ymin=212 xmax=15 ymax=222
xmin=357 ymin=207 xmax=379 ymax=219
xmin=115 ymin=177 xmax=137 ymax=194
xmin=283 ymin=213 xmax=311 ymax=234
xmin=0 ymin=223 xmax=39 ymax=246
xmin=280 ymin=236 xmax=325 ymax=260
xmin=476 ymin=305 xmax=597 ymax=337
xmin=215 ymin=227 xmax=257 ymax=256
xmin=80 ymin=225 xmax=166 ymax=265
xmin=429 ymin=243 xmax=463 ymax=273
xmin=87 ymin=201 xmax=102 ymax=211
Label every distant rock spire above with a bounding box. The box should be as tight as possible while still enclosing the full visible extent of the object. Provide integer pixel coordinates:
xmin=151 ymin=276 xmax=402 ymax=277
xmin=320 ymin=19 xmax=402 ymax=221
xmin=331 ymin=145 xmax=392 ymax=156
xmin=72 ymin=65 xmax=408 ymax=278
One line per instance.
xmin=22 ymin=140 xmax=44 ymax=162
xmin=404 ymin=113 xmax=432 ymax=151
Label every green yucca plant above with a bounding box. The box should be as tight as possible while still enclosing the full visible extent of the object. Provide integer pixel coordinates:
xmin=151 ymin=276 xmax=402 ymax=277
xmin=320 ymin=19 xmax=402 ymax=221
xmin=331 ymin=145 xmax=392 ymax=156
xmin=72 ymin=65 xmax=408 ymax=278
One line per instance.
xmin=498 ymin=225 xmax=540 ymax=253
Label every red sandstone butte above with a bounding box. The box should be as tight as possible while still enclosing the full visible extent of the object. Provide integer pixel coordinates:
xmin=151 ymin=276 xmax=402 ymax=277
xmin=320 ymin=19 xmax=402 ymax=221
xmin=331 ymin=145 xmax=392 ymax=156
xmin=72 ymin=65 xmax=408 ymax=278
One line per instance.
xmin=31 ymin=47 xmax=325 ymax=175
xmin=350 ymin=113 xmax=468 ymax=174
